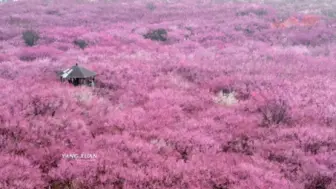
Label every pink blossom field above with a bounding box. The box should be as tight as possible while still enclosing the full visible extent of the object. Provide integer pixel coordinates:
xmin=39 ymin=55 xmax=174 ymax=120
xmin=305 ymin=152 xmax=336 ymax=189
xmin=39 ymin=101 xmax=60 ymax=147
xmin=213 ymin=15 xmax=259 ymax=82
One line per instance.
xmin=0 ymin=0 xmax=335 ymax=188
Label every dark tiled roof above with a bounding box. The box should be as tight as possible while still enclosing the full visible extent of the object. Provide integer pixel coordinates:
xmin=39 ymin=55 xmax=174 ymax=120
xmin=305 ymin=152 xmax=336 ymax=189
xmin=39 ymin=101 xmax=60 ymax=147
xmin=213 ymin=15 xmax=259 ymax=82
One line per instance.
xmin=60 ymin=64 xmax=96 ymax=79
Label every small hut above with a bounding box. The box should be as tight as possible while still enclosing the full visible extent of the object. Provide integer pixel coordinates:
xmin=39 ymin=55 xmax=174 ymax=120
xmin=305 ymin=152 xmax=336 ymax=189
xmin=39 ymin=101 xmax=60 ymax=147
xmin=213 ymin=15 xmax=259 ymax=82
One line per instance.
xmin=58 ymin=63 xmax=96 ymax=86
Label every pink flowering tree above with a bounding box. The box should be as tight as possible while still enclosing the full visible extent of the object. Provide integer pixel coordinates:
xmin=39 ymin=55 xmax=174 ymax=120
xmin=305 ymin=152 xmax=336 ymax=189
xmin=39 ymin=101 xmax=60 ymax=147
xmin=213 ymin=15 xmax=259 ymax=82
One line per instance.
xmin=0 ymin=0 xmax=335 ymax=188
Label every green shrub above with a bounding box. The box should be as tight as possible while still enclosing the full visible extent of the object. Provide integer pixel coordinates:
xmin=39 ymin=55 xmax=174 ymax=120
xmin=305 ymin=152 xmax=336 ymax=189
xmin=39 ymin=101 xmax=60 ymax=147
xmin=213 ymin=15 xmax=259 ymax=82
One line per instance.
xmin=22 ymin=30 xmax=39 ymax=46
xmin=143 ymin=28 xmax=168 ymax=42
xmin=236 ymin=9 xmax=268 ymax=17
xmin=146 ymin=2 xmax=156 ymax=11
xmin=73 ymin=39 xmax=88 ymax=49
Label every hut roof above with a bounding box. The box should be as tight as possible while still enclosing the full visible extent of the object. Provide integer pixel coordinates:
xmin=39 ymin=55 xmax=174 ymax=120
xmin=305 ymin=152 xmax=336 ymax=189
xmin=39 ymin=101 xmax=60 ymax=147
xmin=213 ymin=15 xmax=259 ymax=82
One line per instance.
xmin=60 ymin=64 xmax=96 ymax=79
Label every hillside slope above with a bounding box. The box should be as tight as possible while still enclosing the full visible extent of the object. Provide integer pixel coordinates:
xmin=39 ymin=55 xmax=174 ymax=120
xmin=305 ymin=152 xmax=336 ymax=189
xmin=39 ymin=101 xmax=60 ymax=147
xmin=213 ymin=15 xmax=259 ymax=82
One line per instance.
xmin=0 ymin=0 xmax=335 ymax=188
